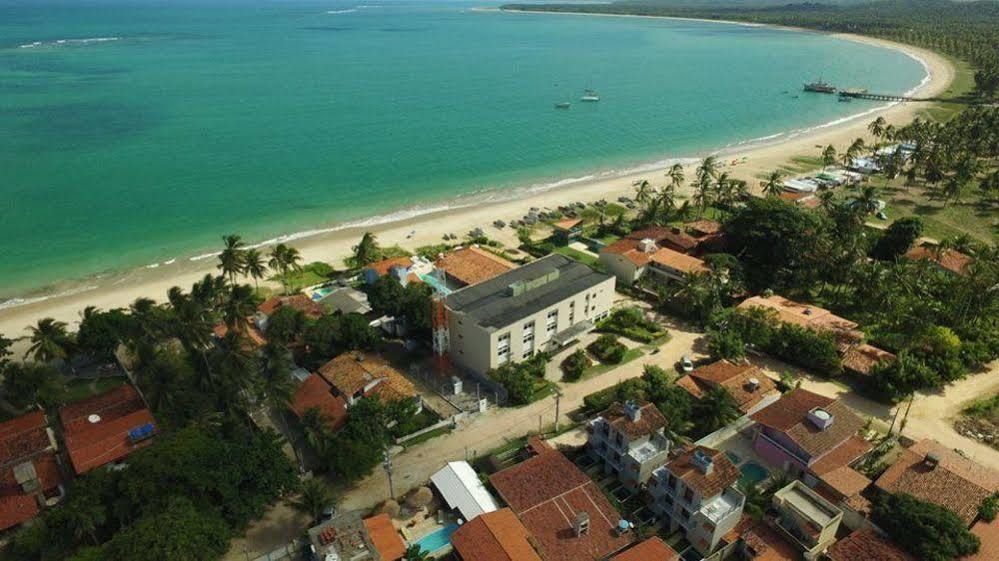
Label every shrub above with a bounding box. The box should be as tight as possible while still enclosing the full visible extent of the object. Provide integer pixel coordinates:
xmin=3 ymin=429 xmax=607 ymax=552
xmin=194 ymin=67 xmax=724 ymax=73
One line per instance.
xmin=873 ymin=493 xmax=979 ymax=561
xmin=490 ymin=354 xmax=548 ymax=405
xmin=588 ymin=334 xmax=627 ymax=364
xmin=561 ymin=349 xmax=592 ymax=382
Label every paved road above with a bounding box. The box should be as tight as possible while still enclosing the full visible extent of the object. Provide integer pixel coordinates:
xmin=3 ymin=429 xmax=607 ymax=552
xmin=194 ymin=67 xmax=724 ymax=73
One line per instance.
xmin=223 ymin=322 xmax=703 ymax=560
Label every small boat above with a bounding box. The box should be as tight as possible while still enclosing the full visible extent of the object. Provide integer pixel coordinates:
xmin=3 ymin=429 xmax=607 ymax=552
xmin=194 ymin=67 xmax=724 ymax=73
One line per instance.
xmin=803 ymin=79 xmax=836 ymax=94
xmin=580 ymin=89 xmax=600 ymax=102
xmin=838 ymin=97 xmax=853 ymax=102
xmin=554 ymin=102 xmax=571 ymax=109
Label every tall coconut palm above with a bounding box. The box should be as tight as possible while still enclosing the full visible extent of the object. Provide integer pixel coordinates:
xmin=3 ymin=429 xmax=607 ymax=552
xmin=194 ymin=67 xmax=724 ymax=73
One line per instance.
xmin=692 ymin=175 xmax=713 ymax=215
xmin=844 ymin=137 xmax=866 ymax=167
xmin=260 ymin=342 xmax=296 ymax=436
xmin=667 ymin=163 xmax=685 ymax=192
xmin=27 ymin=318 xmax=72 ymax=363
xmin=290 ymin=478 xmax=337 ymax=524
xmin=244 ymin=249 xmax=267 ymax=290
xmin=821 ymin=144 xmax=837 ymax=169
xmin=269 ymin=244 xmax=302 ymax=295
xmin=634 ymin=180 xmax=653 ymax=204
xmin=697 ymin=386 xmax=740 ymax=433
xmin=868 ymin=116 xmax=886 ymax=140
xmin=300 ymin=407 xmax=332 ymax=456
xmin=166 ymin=287 xmax=214 ymax=375
xmin=218 ymin=234 xmax=247 ymax=285
xmin=760 ymin=170 xmax=784 ymax=198
xmin=351 ymin=232 xmax=382 ymax=267
xmin=695 ymin=156 xmax=719 ymax=186
xmin=223 ymin=284 xmax=258 ymax=330
xmin=404 ymin=545 xmax=432 ymax=561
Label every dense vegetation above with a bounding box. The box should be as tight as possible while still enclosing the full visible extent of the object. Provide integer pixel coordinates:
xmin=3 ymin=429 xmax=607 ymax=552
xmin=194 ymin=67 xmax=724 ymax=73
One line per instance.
xmin=873 ymin=493 xmax=980 ymax=560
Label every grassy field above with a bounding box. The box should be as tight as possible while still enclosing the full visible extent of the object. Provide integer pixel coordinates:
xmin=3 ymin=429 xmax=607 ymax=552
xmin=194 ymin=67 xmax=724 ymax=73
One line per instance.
xmin=872 ymin=181 xmax=997 ymax=242
xmin=64 ymin=376 xmax=126 ymax=403
xmin=579 ymin=348 xmax=644 ymax=381
xmin=918 ymin=55 xmax=977 ymax=123
xmin=553 ymin=245 xmax=600 ymax=267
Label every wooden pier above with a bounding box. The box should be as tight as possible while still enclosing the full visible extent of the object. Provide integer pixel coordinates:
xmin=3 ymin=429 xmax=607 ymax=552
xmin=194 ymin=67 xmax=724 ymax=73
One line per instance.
xmin=838 ymin=91 xmax=925 ymax=102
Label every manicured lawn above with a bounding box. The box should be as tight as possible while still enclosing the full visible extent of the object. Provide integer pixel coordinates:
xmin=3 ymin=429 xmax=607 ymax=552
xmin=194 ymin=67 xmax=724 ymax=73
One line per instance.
xmin=553 ymin=246 xmax=600 ymax=268
xmin=64 ymin=376 xmax=126 ymax=403
xmin=270 ymin=261 xmax=336 ymax=292
xmin=579 ymin=348 xmax=644 ymax=381
xmin=402 ymin=426 xmax=452 ymax=448
xmin=872 ymin=183 xmax=997 ymax=243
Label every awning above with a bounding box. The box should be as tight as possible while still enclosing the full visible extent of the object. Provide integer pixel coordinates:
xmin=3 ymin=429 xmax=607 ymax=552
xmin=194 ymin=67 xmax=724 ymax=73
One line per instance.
xmin=553 ymin=320 xmax=595 ymax=346
xmin=430 ymin=461 xmax=498 ymax=522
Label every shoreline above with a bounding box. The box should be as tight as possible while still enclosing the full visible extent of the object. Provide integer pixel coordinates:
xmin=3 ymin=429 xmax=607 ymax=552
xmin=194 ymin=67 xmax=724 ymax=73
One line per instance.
xmin=0 ymin=16 xmax=955 ymax=342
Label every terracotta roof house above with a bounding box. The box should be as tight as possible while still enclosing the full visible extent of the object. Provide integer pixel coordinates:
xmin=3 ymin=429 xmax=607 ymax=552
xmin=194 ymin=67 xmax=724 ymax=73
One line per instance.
xmin=362 ymin=256 xmax=415 ymax=285
xmin=685 ymin=220 xmax=722 ymax=238
xmin=676 ymin=360 xmax=780 ymax=415
xmin=289 ymin=373 xmax=348 ymax=432
xmin=750 ymin=389 xmax=872 ymax=500
xmin=841 ymin=344 xmax=896 ymax=376
xmin=874 ymin=438 xmax=999 ymax=525
xmin=725 ymin=516 xmax=800 ymax=561
xmin=552 ymin=218 xmax=584 ymax=243
xmin=59 ymin=385 xmax=156 ymax=475
xmin=318 ymin=352 xmax=419 ymax=408
xmin=609 ymin=536 xmax=679 ymax=561
xmin=587 ymin=401 xmax=671 ymax=490
xmin=598 ymin=227 xmax=704 ymax=285
xmin=648 ymin=446 xmax=744 ymax=556
xmin=489 ymin=438 xmax=632 ymax=561
xmin=0 ymin=411 xmax=64 ymax=531
xmin=258 ymin=294 xmax=325 ymax=321
xmin=904 ymin=242 xmax=972 ymax=276
xmin=737 ymin=295 xmax=863 ymax=346
xmin=306 ymin=511 xmax=378 ymax=561
xmin=648 ymin=248 xmax=708 ymax=282
xmin=964 ymin=518 xmax=999 ymax=561
xmin=451 ymin=507 xmax=543 ymax=561
xmin=362 ymin=514 xmax=406 ymax=561
xmin=435 ymin=246 xmax=516 ymax=289
xmin=213 ymin=321 xmax=267 ymax=349
xmin=827 ymin=527 xmax=915 ymax=561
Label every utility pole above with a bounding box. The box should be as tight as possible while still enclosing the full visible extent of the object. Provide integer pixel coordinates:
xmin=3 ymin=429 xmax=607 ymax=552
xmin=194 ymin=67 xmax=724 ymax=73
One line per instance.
xmin=382 ymin=448 xmax=395 ymax=500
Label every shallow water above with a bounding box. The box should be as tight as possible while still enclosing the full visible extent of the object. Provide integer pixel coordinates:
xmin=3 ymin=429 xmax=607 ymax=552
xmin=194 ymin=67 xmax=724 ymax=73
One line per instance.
xmin=0 ymin=0 xmax=925 ymax=299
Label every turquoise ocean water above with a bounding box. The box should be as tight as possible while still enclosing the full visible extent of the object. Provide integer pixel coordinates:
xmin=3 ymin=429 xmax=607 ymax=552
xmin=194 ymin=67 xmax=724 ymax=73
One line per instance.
xmin=0 ymin=0 xmax=926 ymax=302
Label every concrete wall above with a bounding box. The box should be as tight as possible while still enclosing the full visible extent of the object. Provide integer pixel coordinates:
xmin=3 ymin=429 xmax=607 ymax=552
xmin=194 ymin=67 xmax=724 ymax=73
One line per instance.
xmin=599 ymin=253 xmax=641 ymax=285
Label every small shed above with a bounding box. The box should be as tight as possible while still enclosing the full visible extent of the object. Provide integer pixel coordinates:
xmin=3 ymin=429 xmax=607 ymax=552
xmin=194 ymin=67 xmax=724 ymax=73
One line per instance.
xmin=430 ymin=461 xmax=498 ymax=522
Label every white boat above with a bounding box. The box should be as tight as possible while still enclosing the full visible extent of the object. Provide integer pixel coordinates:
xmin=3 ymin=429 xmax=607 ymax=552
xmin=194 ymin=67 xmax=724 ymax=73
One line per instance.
xmin=580 ymin=89 xmax=600 ymax=102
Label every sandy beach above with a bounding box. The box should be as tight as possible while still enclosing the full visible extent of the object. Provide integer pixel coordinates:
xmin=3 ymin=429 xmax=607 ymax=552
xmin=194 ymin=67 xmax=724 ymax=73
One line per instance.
xmin=0 ymin=19 xmax=954 ymax=346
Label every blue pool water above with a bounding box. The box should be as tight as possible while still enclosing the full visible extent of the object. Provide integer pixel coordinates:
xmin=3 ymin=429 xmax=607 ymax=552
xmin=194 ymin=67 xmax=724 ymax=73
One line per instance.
xmin=420 ymin=274 xmax=453 ymax=295
xmin=739 ymin=461 xmax=770 ymax=488
xmin=416 ymin=523 xmax=459 ymax=554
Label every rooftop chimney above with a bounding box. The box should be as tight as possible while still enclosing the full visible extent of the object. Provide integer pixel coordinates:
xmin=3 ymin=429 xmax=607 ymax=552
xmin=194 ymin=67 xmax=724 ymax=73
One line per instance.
xmin=807 ymin=407 xmax=834 ymax=430
xmin=638 ymin=238 xmax=656 ymax=253
xmin=692 ymin=449 xmax=714 ymax=475
xmin=573 ymin=511 xmax=590 ymax=537
xmin=924 ymin=452 xmax=941 ymax=470
xmin=624 ymin=400 xmax=642 ymax=423
xmin=745 ymin=377 xmax=760 ymax=392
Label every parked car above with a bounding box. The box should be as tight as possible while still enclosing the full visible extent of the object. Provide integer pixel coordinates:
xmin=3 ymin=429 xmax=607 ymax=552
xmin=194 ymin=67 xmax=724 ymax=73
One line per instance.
xmin=679 ymin=355 xmax=694 ymax=373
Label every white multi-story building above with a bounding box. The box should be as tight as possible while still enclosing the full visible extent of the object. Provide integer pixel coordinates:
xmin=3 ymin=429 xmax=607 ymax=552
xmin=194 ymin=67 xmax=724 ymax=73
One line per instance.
xmin=587 ymin=400 xmax=671 ymax=491
xmin=648 ymin=446 xmax=745 ymax=557
xmin=444 ymin=254 xmax=615 ymax=376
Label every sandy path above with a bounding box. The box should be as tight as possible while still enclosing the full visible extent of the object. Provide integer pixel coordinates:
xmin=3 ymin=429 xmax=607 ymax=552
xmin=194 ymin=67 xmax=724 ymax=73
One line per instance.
xmin=0 ymin=25 xmax=954 ymax=344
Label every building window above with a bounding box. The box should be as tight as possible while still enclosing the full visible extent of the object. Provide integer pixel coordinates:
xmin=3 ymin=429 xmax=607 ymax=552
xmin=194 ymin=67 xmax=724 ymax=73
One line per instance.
xmin=497 ymin=333 xmax=510 ymax=365
xmin=545 ymin=310 xmax=558 ymax=337
xmin=522 ymin=321 xmax=534 ymax=357
xmin=569 ymin=301 xmax=575 ymax=324
xmin=683 ymin=488 xmax=694 ymax=503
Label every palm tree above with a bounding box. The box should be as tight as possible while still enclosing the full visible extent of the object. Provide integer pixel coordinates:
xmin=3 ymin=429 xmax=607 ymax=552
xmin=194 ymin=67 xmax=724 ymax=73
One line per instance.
xmin=844 ymin=138 xmax=866 ymax=167
xmin=868 ymin=116 xmax=886 ymax=140
xmin=27 ymin=318 xmax=72 ymax=363
xmin=244 ymin=249 xmax=267 ymax=290
xmin=351 ymin=232 xmax=382 ymax=267
xmin=817 ymin=190 xmax=837 ymax=212
xmin=695 ymin=155 xmax=719 ymax=186
xmin=290 ymin=478 xmax=336 ymax=524
xmin=260 ymin=343 xmax=296 ymax=439
xmin=269 ymin=244 xmax=302 ymax=295
xmin=634 ymin=180 xmax=653 ymax=204
xmin=223 ymin=284 xmax=257 ymax=330
xmin=760 ymin=170 xmax=784 ymax=198
xmin=218 ymin=234 xmax=247 ymax=285
xmin=300 ymin=407 xmax=332 ymax=455
xmin=821 ymin=144 xmax=837 ymax=169
xmin=692 ymin=174 xmax=713 ymax=215
xmin=62 ymin=495 xmax=106 ymax=546
xmin=667 ymin=163 xmax=685 ymax=192
xmin=166 ymin=287 xmax=214 ymax=376
xmin=697 ymin=387 xmax=740 ymax=433
xmin=855 ymin=185 xmax=881 ymax=215
xmin=404 ymin=545 xmax=432 ymax=561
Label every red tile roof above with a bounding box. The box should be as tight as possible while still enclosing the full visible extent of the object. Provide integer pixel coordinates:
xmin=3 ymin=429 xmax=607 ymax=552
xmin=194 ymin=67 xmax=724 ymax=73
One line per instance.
xmin=365 ymin=256 xmax=413 ymax=277
xmin=751 ymin=388 xmax=866 ymax=459
xmin=258 ymin=294 xmax=325 ymax=319
xmin=662 ymin=446 xmax=740 ymax=499
xmin=451 ymin=507 xmax=543 ymax=561
xmin=737 ymin=518 xmax=799 ymax=561
xmin=0 ymin=411 xmax=51 ymax=469
xmin=436 ymin=246 xmax=516 ymax=287
xmin=600 ymin=238 xmax=656 ymax=267
xmin=685 ymin=220 xmax=722 ymax=237
xmin=362 ymin=514 xmax=406 ymax=561
xmin=213 ymin=321 xmax=267 ymax=348
xmin=681 ymin=360 xmax=779 ymax=414
xmin=489 ymin=440 xmax=631 ymax=561
xmin=964 ymin=518 xmax=999 ymax=561
xmin=809 ymin=435 xmax=873 ymax=477
xmin=0 ymin=493 xmax=39 ymax=531
xmin=59 ymin=385 xmax=155 ymax=474
xmin=904 ymin=244 xmax=972 ymax=276
xmin=290 ymin=374 xmax=348 ymax=432
xmin=841 ymin=344 xmax=895 ymax=376
xmin=553 ymin=218 xmax=583 ymax=231
xmin=649 ymin=248 xmax=708 ymax=274
xmin=875 ymin=438 xmax=999 ymax=524
xmin=318 ymin=353 xmax=415 ymax=402
xmin=737 ymin=295 xmax=862 ymax=344
xmin=827 ymin=527 xmax=915 ymax=561
xmin=600 ymin=401 xmax=667 ymax=440
xmin=819 ymin=466 xmax=871 ymax=497
xmin=609 ymin=536 xmax=679 ymax=561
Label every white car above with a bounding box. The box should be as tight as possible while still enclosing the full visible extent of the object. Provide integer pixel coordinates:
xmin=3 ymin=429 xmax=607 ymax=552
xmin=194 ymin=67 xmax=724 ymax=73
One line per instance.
xmin=680 ymin=356 xmax=694 ymax=373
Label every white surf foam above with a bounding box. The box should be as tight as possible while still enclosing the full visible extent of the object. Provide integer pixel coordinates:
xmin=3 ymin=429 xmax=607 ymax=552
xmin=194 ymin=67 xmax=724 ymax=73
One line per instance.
xmin=326 ymin=9 xmax=357 ymax=15
xmin=18 ymin=36 xmax=120 ymax=49
xmin=0 ymin=284 xmax=99 ymax=312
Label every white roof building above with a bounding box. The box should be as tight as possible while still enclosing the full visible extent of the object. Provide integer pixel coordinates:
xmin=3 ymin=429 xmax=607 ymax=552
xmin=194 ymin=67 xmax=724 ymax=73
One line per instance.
xmin=430 ymin=461 xmax=498 ymax=522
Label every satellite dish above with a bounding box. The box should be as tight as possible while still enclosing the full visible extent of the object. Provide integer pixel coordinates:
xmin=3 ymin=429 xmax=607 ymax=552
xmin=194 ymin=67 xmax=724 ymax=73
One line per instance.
xmin=88 ymin=414 xmax=101 ymax=423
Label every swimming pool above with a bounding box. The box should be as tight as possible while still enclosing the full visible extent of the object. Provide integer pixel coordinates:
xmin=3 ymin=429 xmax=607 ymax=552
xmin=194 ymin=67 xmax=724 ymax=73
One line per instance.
xmin=419 ymin=273 xmax=452 ymax=295
xmin=309 ymin=285 xmax=336 ymax=301
xmin=739 ymin=461 xmax=770 ymax=488
xmin=415 ymin=522 xmax=459 ymax=555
